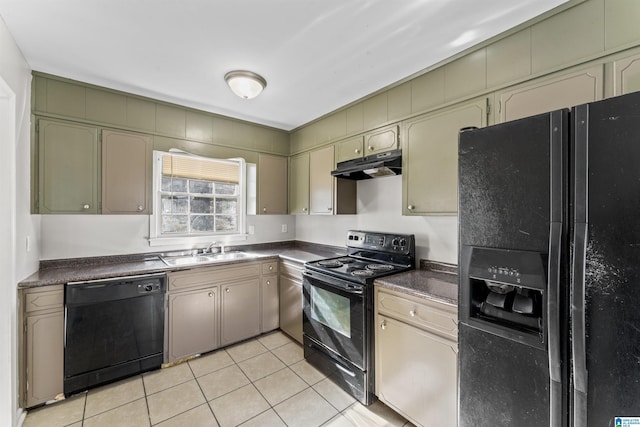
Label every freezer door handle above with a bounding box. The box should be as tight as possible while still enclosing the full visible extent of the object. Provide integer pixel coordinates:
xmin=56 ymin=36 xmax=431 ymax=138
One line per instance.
xmin=547 ymin=221 xmax=562 ymax=427
xmin=572 ymin=222 xmax=588 ymax=425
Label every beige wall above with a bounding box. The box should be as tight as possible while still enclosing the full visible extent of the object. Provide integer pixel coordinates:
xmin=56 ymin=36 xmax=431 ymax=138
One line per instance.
xmin=0 ymin=15 xmax=36 ymax=424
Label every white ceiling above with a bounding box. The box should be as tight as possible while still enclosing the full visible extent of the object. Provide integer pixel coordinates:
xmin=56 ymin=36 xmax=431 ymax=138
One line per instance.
xmin=0 ymin=0 xmax=567 ymax=131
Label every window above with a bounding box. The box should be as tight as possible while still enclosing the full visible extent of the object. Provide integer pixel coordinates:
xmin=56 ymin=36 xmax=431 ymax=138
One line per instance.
xmin=149 ymin=151 xmax=247 ymax=245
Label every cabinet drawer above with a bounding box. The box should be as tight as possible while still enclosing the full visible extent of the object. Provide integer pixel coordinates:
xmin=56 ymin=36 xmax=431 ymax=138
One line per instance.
xmin=279 ymin=260 xmax=304 ymax=280
xmin=169 ymin=262 xmax=261 ymax=291
xmin=262 ymin=260 xmax=279 ymax=275
xmin=376 ymin=289 xmax=457 ymax=341
xmin=24 ymin=286 xmax=64 ymax=313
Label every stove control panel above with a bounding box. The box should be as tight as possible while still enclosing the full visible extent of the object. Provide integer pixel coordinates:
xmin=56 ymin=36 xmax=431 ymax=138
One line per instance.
xmin=346 ymin=230 xmax=415 ymax=255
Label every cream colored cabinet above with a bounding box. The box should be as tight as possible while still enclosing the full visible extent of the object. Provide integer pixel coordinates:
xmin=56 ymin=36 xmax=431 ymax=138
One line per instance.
xmin=613 ymin=52 xmax=640 ymax=96
xmin=402 ymin=97 xmax=487 ymax=215
xmin=279 ymin=260 xmax=304 ymax=344
xmin=375 ymin=287 xmax=458 ymax=427
xmin=261 ymin=260 xmax=279 ymax=333
xmin=496 ymin=64 xmax=604 ymax=123
xmin=168 ymin=287 xmax=218 ymax=361
xmin=167 ymin=262 xmax=262 ymax=362
xmin=309 ymin=145 xmax=335 ymax=215
xmin=257 ymin=154 xmax=288 ymax=214
xmin=38 ymin=119 xmax=99 ymax=214
xmin=20 ymin=286 xmax=64 ymax=408
xmin=289 ymin=152 xmax=310 ymax=215
xmin=220 ymin=279 xmax=261 ymax=347
xmin=102 ymin=129 xmax=152 ymax=214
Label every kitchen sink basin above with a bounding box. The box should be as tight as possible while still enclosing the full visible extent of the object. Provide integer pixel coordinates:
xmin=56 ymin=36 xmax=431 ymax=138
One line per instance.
xmin=160 ymin=251 xmax=256 ymax=267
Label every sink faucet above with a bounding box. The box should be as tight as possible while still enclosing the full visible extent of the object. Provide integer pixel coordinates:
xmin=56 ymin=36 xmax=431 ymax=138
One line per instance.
xmin=205 ymin=242 xmax=226 ymax=254
xmin=206 ymin=241 xmax=221 ymax=254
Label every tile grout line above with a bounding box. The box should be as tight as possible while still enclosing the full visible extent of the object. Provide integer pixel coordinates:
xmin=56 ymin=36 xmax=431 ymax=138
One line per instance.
xmin=186 ymin=356 xmax=223 ymax=427
xmin=140 ymin=373 xmax=153 ymax=427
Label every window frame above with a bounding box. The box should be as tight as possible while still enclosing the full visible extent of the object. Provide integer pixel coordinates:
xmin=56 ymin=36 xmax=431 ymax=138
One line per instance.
xmin=149 ymin=150 xmax=248 ymax=246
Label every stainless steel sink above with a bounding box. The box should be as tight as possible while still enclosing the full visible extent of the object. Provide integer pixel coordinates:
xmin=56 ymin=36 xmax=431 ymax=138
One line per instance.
xmin=160 ymin=251 xmax=256 ymax=267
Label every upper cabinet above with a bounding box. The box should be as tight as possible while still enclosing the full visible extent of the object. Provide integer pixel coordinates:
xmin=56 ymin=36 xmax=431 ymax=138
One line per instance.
xmin=335 ymin=124 xmax=399 ymax=164
xmin=309 ymin=145 xmax=335 ymax=215
xmin=38 ymin=119 xmax=99 ymax=214
xmin=496 ymin=64 xmax=604 ymax=123
xmin=102 ymin=130 xmax=152 ymax=214
xmin=257 ymin=154 xmax=288 ymax=215
xmin=613 ymin=52 xmax=640 ymax=96
xmin=335 ymin=136 xmax=364 ymax=164
xmin=289 ymin=152 xmax=310 ymax=215
xmin=402 ymin=97 xmax=488 ymax=216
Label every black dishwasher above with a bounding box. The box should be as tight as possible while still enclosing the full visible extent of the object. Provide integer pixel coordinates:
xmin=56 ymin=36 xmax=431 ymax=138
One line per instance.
xmin=64 ymin=273 xmax=166 ymax=396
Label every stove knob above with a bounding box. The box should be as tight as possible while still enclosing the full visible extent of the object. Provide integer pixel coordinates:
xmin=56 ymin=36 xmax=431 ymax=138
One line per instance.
xmin=399 ymin=238 xmax=407 ymax=247
xmin=392 ymin=238 xmax=399 ymax=246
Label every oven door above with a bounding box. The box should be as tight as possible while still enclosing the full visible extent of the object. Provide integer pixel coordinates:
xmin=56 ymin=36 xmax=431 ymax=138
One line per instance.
xmin=302 ymin=270 xmax=367 ymax=369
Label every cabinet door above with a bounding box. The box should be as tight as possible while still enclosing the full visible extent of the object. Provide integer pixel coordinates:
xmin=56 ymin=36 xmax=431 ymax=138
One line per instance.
xmin=102 ymin=129 xmax=152 ymax=214
xmin=261 ymin=275 xmax=279 ymax=333
xmin=220 ymin=279 xmax=261 ymax=347
xmin=309 ymin=145 xmax=334 ymax=215
xmin=336 ymin=136 xmax=364 ymax=163
xmin=279 ymin=275 xmax=303 ymax=344
xmin=26 ymin=311 xmax=64 ymax=407
xmin=376 ymin=315 xmax=457 ymax=427
xmin=364 ymin=124 xmax=398 ymax=155
xmin=402 ymin=98 xmax=487 ymax=215
xmin=613 ymin=52 xmax=640 ymax=96
xmin=289 ymin=152 xmax=310 ymax=215
xmin=497 ymin=64 xmax=604 ymax=122
xmin=168 ymin=288 xmax=217 ymax=362
xmin=257 ymin=154 xmax=288 ymax=214
xmin=38 ymin=119 xmax=99 ymax=214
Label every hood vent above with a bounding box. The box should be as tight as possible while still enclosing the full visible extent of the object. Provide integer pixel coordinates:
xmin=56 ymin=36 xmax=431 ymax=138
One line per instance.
xmin=331 ymin=149 xmax=402 ymax=180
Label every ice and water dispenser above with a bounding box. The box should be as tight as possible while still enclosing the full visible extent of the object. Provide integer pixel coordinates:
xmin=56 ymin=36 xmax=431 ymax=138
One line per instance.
xmin=460 ymin=246 xmax=547 ymax=349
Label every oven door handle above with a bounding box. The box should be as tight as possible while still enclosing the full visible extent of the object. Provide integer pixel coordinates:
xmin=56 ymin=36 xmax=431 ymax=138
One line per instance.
xmin=303 ymin=271 xmax=365 ymax=295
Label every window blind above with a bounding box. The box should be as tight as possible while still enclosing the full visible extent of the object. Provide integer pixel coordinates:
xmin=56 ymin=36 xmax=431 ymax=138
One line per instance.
xmin=162 ymin=153 xmax=240 ymax=183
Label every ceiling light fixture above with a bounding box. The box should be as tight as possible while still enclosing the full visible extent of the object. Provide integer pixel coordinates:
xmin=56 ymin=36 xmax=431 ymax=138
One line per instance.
xmin=224 ymin=70 xmax=267 ymax=99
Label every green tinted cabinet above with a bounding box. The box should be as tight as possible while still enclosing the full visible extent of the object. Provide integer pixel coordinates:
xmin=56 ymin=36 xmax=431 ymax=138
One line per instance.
xmin=496 ymin=64 xmax=604 ymax=123
xmin=38 ymin=119 xmax=99 ymax=214
xmin=102 ymin=129 xmax=152 ymax=214
xmin=258 ymin=154 xmax=288 ymax=214
xmin=289 ymin=152 xmax=310 ymax=215
xmin=613 ymin=52 xmax=640 ymax=96
xmin=402 ymin=97 xmax=487 ymax=215
xmin=309 ymin=145 xmax=335 ymax=215
xmin=335 ymin=124 xmax=399 ymax=164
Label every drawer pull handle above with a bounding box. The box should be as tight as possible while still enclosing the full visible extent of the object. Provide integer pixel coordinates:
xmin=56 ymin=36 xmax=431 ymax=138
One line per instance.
xmin=226 ymin=288 xmax=230 ymax=293
xmin=208 ymin=292 xmax=213 ymax=297
xmin=380 ymin=320 xmax=387 ymax=330
xmin=83 ymin=204 xmax=90 ymax=210
xmin=137 ymin=205 xmax=144 ymax=211
xmin=266 ymin=280 xmax=271 ymax=286
xmin=409 ymin=309 xmax=416 ymax=317
xmin=269 ymin=266 xmax=273 ymax=271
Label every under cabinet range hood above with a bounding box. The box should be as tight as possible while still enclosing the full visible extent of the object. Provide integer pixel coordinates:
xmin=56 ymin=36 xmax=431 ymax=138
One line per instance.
xmin=331 ymin=149 xmax=402 ymax=180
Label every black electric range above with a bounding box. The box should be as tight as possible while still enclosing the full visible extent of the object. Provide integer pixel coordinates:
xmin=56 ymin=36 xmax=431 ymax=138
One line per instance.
xmin=302 ymin=230 xmax=415 ymax=405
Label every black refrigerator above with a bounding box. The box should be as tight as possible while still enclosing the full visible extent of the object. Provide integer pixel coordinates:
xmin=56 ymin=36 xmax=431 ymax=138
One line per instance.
xmin=457 ymin=91 xmax=640 ymax=427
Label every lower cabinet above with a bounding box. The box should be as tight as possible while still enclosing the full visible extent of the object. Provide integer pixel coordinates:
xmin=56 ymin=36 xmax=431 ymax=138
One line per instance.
xmin=375 ymin=286 xmax=458 ymax=427
xmin=168 ymin=287 xmax=218 ymax=362
xmin=279 ymin=260 xmax=304 ymax=344
xmin=21 ymin=285 xmax=64 ymax=408
xmin=167 ymin=259 xmax=280 ymax=363
xmin=220 ymin=279 xmax=261 ymax=347
xmin=261 ymin=260 xmax=279 ymax=333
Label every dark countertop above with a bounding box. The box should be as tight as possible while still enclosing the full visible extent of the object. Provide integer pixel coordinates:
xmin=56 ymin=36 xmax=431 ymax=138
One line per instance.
xmin=375 ymin=268 xmax=458 ymax=306
xmin=19 ymin=242 xmax=346 ymax=289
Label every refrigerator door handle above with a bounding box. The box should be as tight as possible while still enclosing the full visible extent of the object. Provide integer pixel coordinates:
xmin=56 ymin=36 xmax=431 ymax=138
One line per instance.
xmin=547 ymin=221 xmax=563 ymax=427
xmin=572 ymin=222 xmax=588 ymax=426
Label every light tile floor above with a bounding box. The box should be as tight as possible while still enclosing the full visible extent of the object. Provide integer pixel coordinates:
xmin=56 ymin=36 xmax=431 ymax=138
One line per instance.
xmin=23 ymin=331 xmax=414 ymax=427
